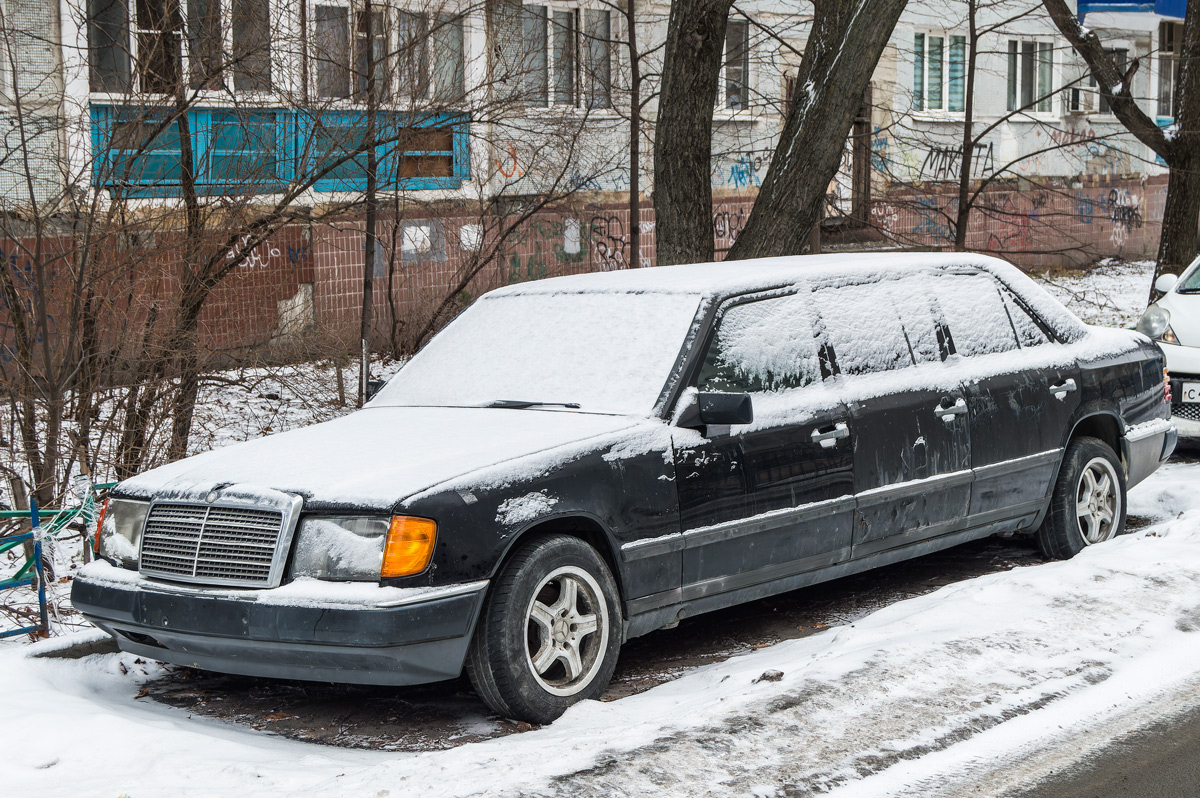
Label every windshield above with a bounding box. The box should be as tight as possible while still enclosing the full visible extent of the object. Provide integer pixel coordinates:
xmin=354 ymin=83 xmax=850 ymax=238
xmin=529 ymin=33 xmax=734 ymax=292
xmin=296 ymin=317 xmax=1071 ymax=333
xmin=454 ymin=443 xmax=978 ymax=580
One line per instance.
xmin=1179 ymin=260 xmax=1200 ymax=292
xmin=371 ymin=291 xmax=704 ymax=415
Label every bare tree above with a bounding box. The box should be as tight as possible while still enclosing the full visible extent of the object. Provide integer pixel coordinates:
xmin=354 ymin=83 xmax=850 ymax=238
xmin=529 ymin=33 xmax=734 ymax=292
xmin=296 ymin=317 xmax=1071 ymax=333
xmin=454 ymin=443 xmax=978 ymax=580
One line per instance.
xmin=1043 ymin=0 xmax=1200 ymax=293
xmin=725 ymin=0 xmax=908 ymax=260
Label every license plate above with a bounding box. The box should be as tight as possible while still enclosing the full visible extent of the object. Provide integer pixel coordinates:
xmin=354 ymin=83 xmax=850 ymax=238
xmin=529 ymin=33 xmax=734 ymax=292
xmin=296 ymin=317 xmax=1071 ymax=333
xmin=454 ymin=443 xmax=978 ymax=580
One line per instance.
xmin=1183 ymin=382 xmax=1200 ymax=404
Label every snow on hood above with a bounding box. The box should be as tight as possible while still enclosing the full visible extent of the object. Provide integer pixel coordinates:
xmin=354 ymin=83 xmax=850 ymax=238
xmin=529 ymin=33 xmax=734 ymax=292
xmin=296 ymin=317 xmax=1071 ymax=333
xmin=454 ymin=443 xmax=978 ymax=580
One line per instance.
xmin=116 ymin=406 xmax=645 ymax=509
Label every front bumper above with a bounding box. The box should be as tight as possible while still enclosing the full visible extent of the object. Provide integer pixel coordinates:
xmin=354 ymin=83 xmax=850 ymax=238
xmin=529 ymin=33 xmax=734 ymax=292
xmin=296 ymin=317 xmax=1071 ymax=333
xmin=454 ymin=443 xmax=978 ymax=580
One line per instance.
xmin=71 ymin=561 xmax=487 ymax=685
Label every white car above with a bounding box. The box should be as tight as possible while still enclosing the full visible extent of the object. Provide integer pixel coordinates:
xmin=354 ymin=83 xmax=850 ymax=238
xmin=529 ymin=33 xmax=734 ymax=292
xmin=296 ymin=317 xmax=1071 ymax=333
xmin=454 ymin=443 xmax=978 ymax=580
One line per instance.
xmin=1138 ymin=257 xmax=1200 ymax=440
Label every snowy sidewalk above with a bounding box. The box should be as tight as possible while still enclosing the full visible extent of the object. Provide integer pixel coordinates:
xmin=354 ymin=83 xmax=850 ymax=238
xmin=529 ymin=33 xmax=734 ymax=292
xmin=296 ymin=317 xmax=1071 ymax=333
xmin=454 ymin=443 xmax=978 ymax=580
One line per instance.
xmin=3 ymin=461 xmax=1200 ymax=797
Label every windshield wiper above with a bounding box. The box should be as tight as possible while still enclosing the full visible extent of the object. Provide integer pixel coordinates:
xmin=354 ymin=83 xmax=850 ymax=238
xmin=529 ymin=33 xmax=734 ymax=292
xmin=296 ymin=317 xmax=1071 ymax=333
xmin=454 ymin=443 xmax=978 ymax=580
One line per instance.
xmin=484 ymin=399 xmax=581 ymax=410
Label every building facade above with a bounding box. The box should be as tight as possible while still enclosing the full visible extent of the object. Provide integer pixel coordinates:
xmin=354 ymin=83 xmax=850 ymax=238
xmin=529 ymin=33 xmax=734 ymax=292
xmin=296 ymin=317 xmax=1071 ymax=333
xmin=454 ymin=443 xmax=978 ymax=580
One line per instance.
xmin=6 ymin=0 xmax=1189 ymax=356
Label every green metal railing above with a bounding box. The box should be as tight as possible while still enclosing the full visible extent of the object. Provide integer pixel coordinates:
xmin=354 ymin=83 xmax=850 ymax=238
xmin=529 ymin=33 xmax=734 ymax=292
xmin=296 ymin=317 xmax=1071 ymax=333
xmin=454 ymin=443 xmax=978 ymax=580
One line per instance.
xmin=0 ymin=480 xmax=117 ymax=638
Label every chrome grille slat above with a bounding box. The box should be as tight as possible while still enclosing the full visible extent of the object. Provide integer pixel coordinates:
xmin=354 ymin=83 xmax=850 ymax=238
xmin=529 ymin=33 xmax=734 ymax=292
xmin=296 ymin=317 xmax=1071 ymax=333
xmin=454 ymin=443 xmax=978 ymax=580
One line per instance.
xmin=139 ymin=501 xmax=285 ymax=587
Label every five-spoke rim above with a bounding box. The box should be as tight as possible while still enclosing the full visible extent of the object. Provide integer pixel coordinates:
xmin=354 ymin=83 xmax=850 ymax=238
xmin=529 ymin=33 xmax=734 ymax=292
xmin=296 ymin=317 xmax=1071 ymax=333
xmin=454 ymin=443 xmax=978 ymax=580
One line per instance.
xmin=1076 ymin=456 xmax=1121 ymax=545
xmin=524 ymin=565 xmax=608 ymax=697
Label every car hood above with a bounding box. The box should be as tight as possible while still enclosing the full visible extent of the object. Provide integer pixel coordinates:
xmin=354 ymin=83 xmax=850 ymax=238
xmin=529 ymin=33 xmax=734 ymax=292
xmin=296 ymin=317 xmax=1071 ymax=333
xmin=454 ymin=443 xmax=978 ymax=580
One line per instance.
xmin=117 ymin=406 xmax=646 ymax=511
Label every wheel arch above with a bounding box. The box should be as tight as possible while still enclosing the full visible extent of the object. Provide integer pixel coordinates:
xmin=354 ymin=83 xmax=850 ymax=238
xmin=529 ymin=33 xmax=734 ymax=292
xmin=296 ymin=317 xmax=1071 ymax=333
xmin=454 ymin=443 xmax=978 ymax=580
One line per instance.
xmin=488 ymin=512 xmax=627 ymax=603
xmin=1068 ymin=411 xmax=1122 ymax=460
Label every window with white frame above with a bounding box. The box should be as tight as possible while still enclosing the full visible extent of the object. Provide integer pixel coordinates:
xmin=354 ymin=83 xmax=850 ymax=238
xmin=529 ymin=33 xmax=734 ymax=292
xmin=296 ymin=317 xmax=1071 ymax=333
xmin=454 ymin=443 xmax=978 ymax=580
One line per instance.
xmin=1159 ymin=21 xmax=1183 ymax=118
xmin=494 ymin=2 xmax=612 ymax=109
xmin=721 ymin=18 xmax=749 ymax=110
xmin=1006 ymin=39 xmax=1053 ymax=114
xmin=913 ymin=32 xmax=966 ymax=113
xmin=87 ymin=0 xmax=273 ymax=94
xmin=311 ymin=3 xmax=464 ymax=103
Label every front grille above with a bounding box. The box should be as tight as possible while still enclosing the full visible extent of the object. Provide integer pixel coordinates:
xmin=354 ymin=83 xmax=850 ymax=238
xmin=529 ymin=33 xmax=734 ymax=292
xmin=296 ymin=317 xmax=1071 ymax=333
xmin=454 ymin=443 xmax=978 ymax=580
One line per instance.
xmin=139 ymin=503 xmax=285 ymax=587
xmin=1173 ymin=403 xmax=1200 ymax=423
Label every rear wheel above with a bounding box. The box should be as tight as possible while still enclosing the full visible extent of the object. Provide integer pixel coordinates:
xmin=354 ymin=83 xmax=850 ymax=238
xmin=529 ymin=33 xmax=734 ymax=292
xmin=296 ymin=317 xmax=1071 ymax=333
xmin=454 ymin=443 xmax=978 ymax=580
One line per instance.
xmin=1036 ymin=436 xmax=1126 ymax=560
xmin=466 ymin=535 xmax=621 ymax=724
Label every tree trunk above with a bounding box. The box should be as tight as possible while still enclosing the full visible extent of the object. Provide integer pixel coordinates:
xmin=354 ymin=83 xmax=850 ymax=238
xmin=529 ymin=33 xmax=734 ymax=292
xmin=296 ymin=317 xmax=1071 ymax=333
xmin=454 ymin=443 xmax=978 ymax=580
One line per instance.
xmin=1157 ymin=161 xmax=1200 ymax=275
xmin=726 ymin=0 xmax=908 ymax=260
xmin=653 ymin=0 xmax=733 ymax=266
xmin=953 ymin=1 xmax=979 ymax=251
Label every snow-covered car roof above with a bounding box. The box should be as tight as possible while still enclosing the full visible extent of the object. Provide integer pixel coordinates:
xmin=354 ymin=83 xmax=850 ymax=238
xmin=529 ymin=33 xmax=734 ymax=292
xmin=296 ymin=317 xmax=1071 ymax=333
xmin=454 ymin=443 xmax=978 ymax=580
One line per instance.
xmin=488 ymin=252 xmax=1089 ymax=343
xmin=492 ymin=252 xmax=1010 ymax=296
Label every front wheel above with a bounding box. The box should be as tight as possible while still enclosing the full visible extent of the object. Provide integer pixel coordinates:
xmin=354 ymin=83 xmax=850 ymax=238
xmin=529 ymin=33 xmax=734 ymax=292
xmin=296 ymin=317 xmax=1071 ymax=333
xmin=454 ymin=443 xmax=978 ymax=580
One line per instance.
xmin=1036 ymin=436 xmax=1126 ymax=560
xmin=466 ymin=535 xmax=622 ymax=724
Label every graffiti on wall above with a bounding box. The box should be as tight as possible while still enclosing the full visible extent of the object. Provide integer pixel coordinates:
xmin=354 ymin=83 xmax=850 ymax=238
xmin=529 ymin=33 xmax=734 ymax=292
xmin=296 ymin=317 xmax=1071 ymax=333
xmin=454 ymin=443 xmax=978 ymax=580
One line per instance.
xmin=714 ymin=150 xmax=773 ymax=188
xmin=918 ymin=142 xmax=995 ymax=181
xmin=713 ymin=204 xmax=750 ymax=248
xmin=227 ymin=234 xmax=282 ymax=269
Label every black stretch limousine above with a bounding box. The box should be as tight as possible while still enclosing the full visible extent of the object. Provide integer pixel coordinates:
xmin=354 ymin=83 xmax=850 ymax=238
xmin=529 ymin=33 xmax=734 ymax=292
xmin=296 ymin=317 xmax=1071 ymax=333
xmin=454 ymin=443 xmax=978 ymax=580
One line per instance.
xmin=74 ymin=254 xmax=1175 ymax=723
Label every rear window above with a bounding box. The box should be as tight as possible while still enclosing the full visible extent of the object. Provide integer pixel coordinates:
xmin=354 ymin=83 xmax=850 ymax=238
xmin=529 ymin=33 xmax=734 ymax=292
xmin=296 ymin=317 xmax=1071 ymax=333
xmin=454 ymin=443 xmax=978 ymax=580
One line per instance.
xmin=813 ymin=281 xmax=920 ymax=375
xmin=931 ymin=273 xmax=1020 ymax=356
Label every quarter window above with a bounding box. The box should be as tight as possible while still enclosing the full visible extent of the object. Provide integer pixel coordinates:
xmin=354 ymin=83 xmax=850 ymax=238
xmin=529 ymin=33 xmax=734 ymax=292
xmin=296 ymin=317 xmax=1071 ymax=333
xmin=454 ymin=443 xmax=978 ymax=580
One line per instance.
xmin=698 ymin=294 xmax=822 ymax=394
xmin=1000 ymin=290 xmax=1051 ymax=348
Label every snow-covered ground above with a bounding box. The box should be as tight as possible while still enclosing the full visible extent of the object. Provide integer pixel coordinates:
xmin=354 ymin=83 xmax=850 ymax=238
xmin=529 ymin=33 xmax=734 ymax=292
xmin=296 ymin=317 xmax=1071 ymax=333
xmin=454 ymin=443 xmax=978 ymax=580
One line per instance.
xmin=2 ymin=461 xmax=1198 ymax=797
xmin=1037 ymin=259 xmax=1153 ymax=329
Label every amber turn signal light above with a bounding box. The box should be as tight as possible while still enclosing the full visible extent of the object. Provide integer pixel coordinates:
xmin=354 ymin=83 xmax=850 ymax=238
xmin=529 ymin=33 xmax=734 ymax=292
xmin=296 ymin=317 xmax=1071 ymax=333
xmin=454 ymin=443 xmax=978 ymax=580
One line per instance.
xmin=381 ymin=516 xmax=437 ymax=577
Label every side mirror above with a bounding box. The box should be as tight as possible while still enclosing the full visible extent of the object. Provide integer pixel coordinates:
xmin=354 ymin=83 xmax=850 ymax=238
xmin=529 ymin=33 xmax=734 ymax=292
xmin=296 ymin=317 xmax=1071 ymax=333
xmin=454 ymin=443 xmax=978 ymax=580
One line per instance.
xmin=1155 ymin=273 xmax=1179 ymax=294
xmin=365 ymin=379 xmax=386 ymax=402
xmin=677 ymin=392 xmax=753 ymax=429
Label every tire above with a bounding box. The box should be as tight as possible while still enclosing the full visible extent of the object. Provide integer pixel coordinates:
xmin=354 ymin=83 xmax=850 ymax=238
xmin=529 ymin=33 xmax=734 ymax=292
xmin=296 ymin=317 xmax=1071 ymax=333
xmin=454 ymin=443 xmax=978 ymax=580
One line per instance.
xmin=466 ymin=535 xmax=622 ymax=724
xmin=1036 ymin=435 xmax=1127 ymax=560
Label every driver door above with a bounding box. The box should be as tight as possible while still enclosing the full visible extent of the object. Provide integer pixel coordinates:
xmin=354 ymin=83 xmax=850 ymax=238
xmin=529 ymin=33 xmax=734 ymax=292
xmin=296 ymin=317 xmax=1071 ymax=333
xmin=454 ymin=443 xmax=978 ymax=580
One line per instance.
xmin=673 ymin=292 xmax=856 ymax=596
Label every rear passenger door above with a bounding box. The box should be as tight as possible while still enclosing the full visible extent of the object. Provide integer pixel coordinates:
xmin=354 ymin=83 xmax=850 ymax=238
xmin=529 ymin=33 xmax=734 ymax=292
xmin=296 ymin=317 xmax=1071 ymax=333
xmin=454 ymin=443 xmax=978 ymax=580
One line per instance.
xmin=814 ymin=277 xmax=973 ymax=557
xmin=933 ymin=271 xmax=1080 ymax=529
xmin=673 ymin=292 xmax=856 ymax=596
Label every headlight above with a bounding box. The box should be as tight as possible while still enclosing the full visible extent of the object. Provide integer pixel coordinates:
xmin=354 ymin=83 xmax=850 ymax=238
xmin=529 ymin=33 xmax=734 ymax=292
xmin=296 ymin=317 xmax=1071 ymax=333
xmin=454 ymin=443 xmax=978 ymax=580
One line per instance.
xmin=290 ymin=516 xmax=390 ymax=581
xmin=98 ymin=498 xmax=149 ymax=568
xmin=1136 ymin=305 xmax=1171 ymax=339
xmin=289 ymin=515 xmax=438 ymax=581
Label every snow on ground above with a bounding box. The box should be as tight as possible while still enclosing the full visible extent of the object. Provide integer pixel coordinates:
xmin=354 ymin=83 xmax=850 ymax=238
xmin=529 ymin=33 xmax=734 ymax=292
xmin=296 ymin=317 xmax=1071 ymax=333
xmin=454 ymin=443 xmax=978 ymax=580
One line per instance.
xmin=1036 ymin=259 xmax=1154 ymax=329
xmin=3 ymin=462 xmax=1200 ymax=797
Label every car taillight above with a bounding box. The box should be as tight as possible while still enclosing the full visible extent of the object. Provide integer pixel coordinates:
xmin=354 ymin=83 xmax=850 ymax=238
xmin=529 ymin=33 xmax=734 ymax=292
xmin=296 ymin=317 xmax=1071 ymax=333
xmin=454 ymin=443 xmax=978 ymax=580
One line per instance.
xmin=1165 ymin=367 xmax=1172 ymax=404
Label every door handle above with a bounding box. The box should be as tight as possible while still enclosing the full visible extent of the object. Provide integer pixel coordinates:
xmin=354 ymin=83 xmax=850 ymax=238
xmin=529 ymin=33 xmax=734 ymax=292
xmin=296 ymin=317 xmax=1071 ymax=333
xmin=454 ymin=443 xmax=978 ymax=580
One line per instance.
xmin=811 ymin=421 xmax=849 ymax=448
xmin=1049 ymin=378 xmax=1077 ymax=399
xmin=934 ymin=397 xmax=968 ymax=421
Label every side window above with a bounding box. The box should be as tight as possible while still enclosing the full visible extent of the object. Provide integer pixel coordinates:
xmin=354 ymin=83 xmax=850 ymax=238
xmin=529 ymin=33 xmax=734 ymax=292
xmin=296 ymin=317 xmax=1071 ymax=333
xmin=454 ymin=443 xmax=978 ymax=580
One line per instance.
xmin=697 ymin=294 xmax=821 ymax=393
xmin=813 ymin=282 xmax=919 ymax=375
xmin=932 ymin=273 xmax=1020 ymax=356
xmin=1000 ymin=289 xmax=1051 ymax=347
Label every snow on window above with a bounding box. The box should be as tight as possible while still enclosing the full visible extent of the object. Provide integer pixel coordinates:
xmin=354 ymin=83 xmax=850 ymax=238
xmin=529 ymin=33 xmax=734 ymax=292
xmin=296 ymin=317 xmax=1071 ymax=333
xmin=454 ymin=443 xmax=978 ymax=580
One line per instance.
xmin=815 ymin=282 xmax=917 ymax=375
xmin=931 ymin=273 xmax=1019 ymax=356
xmin=698 ymin=293 xmax=822 ymax=394
xmin=373 ymin=291 xmax=703 ymax=415
xmin=1001 ymin=290 xmax=1050 ymax=348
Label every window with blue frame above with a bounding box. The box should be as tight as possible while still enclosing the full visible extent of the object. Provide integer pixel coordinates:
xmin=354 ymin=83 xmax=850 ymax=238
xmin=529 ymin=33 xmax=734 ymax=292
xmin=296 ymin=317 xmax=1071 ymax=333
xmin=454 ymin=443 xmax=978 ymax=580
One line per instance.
xmin=91 ymin=105 xmax=294 ymax=195
xmin=296 ymin=111 xmax=468 ymax=192
xmin=92 ymin=105 xmax=468 ymax=195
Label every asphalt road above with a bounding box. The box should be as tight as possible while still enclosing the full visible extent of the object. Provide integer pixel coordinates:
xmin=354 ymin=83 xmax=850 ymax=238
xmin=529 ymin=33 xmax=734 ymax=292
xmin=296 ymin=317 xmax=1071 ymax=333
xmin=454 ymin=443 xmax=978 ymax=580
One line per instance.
xmin=1012 ymin=701 xmax=1200 ymax=798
